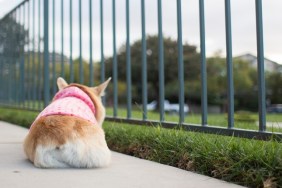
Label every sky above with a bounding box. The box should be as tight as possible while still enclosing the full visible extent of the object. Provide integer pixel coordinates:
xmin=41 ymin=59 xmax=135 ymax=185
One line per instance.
xmin=0 ymin=0 xmax=282 ymax=65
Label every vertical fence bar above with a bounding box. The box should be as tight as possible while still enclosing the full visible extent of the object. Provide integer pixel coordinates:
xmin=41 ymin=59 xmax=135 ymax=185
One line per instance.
xmin=22 ymin=3 xmax=26 ymax=108
xmin=60 ymin=0 xmax=64 ymax=78
xmin=100 ymin=0 xmax=105 ymax=104
xmin=126 ymin=0 xmax=132 ymax=119
xmin=15 ymin=11 xmax=18 ymax=105
xmin=13 ymin=11 xmax=17 ymax=105
xmin=255 ymin=0 xmax=266 ymax=132
xmin=20 ymin=58 xmax=25 ymax=107
xmin=3 ymin=17 xmax=6 ymax=104
xmin=199 ymin=0 xmax=208 ymax=126
xmin=27 ymin=0 xmax=31 ymax=108
xmin=44 ymin=0 xmax=50 ymax=107
xmin=100 ymin=0 xmax=105 ymax=84
xmin=12 ymin=13 xmax=16 ymax=105
xmin=52 ymin=0 xmax=56 ymax=95
xmin=9 ymin=8 xmax=13 ymax=105
xmin=15 ymin=10 xmax=18 ymax=106
xmin=112 ymin=0 xmax=118 ymax=117
xmin=177 ymin=0 xmax=184 ymax=124
xmin=141 ymin=0 xmax=147 ymax=120
xmin=14 ymin=11 xmax=17 ymax=105
xmin=6 ymin=16 xmax=9 ymax=104
xmin=16 ymin=10 xmax=20 ymax=106
xmin=7 ymin=15 xmax=10 ymax=105
xmin=79 ymin=0 xmax=83 ymax=84
xmin=10 ymin=12 xmax=14 ymax=105
xmin=15 ymin=10 xmax=19 ymax=106
xmin=19 ymin=5 xmax=24 ymax=107
xmin=32 ymin=0 xmax=36 ymax=109
xmin=9 ymin=13 xmax=12 ymax=105
xmin=18 ymin=8 xmax=21 ymax=106
xmin=14 ymin=10 xmax=17 ymax=106
xmin=61 ymin=0 xmax=64 ymax=78
xmin=10 ymin=29 xmax=13 ymax=104
xmin=38 ymin=0 xmax=42 ymax=109
xmin=8 ymin=49 xmax=11 ymax=104
xmin=12 ymin=12 xmax=15 ymax=105
xmin=8 ymin=13 xmax=11 ymax=105
xmin=157 ymin=0 xmax=164 ymax=122
xmin=69 ymin=0 xmax=73 ymax=83
xmin=7 ymin=17 xmax=10 ymax=104
xmin=10 ymin=13 xmax=12 ymax=105
xmin=8 ymin=14 xmax=11 ymax=105
xmin=225 ymin=0 xmax=234 ymax=129
xmin=89 ymin=0 xmax=93 ymax=86
xmin=3 ymin=18 xmax=6 ymax=104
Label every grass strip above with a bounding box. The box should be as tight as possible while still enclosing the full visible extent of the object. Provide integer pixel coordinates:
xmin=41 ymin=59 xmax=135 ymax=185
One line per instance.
xmin=0 ymin=107 xmax=281 ymax=187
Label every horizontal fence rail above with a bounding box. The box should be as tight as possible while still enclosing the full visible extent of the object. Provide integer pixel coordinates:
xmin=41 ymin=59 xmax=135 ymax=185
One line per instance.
xmin=0 ymin=0 xmax=281 ymax=141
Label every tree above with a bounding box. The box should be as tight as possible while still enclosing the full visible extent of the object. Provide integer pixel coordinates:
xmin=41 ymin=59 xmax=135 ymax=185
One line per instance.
xmin=105 ymin=35 xmax=201 ymax=105
xmin=104 ymin=35 xmax=272 ymax=111
xmin=0 ymin=15 xmax=27 ymax=101
xmin=267 ymin=71 xmax=282 ymax=104
xmin=0 ymin=16 xmax=26 ymax=59
xmin=206 ymin=56 xmax=259 ymax=111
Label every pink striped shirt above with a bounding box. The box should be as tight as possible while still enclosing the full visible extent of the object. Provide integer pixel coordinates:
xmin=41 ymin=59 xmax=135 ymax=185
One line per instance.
xmin=31 ymin=86 xmax=97 ymax=128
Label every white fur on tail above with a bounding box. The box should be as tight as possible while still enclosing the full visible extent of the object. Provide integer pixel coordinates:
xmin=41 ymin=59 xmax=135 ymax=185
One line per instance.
xmin=34 ymin=139 xmax=111 ymax=168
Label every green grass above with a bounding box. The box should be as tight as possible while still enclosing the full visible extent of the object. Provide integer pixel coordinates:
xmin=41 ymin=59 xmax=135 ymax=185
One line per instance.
xmin=106 ymin=107 xmax=282 ymax=133
xmin=0 ymin=107 xmax=38 ymax=127
xmin=105 ymin=122 xmax=282 ymax=188
xmin=0 ymin=107 xmax=281 ymax=187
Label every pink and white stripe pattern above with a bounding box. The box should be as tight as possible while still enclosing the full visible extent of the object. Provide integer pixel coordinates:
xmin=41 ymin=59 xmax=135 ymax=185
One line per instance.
xmin=31 ymin=86 xmax=97 ymax=127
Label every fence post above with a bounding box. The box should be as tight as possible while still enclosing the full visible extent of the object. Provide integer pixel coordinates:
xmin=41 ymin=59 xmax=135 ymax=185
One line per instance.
xmin=100 ymin=0 xmax=105 ymax=105
xmin=126 ymin=0 xmax=132 ymax=119
xmin=43 ymin=0 xmax=50 ymax=107
xmin=177 ymin=0 xmax=185 ymax=124
xmin=79 ymin=0 xmax=83 ymax=84
xmin=199 ymin=0 xmax=208 ymax=126
xmin=157 ymin=0 xmax=165 ymax=122
xmin=141 ymin=0 xmax=147 ymax=120
xmin=112 ymin=0 xmax=118 ymax=117
xmin=61 ymin=0 xmax=65 ymax=78
xmin=255 ymin=0 xmax=266 ymax=132
xmin=225 ymin=0 xmax=234 ymax=129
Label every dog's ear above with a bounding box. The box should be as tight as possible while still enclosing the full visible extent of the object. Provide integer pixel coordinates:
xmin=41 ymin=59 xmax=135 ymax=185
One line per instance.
xmin=57 ymin=77 xmax=69 ymax=90
xmin=91 ymin=77 xmax=111 ymax=97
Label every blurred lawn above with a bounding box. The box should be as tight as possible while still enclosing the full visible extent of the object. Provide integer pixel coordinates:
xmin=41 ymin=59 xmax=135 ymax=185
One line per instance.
xmin=106 ymin=107 xmax=282 ymax=133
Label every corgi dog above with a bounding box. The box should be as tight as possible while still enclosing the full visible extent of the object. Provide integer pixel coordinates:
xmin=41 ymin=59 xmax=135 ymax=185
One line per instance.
xmin=23 ymin=77 xmax=111 ymax=168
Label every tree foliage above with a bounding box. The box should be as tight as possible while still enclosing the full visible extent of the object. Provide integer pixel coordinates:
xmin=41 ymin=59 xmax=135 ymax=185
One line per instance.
xmin=104 ymin=35 xmax=282 ymax=111
xmin=267 ymin=71 xmax=282 ymax=104
xmin=105 ymin=35 xmax=201 ymax=104
xmin=0 ymin=16 xmax=26 ymax=58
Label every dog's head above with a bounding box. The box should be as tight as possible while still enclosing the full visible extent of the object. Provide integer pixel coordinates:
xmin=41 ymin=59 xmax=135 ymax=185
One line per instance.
xmin=56 ymin=77 xmax=111 ymax=127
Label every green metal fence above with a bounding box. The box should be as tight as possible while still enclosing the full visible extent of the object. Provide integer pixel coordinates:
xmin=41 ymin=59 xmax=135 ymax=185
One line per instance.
xmin=0 ymin=0 xmax=281 ymax=140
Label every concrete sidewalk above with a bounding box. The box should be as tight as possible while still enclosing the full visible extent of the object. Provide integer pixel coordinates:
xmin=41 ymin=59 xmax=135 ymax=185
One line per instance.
xmin=0 ymin=121 xmax=244 ymax=188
